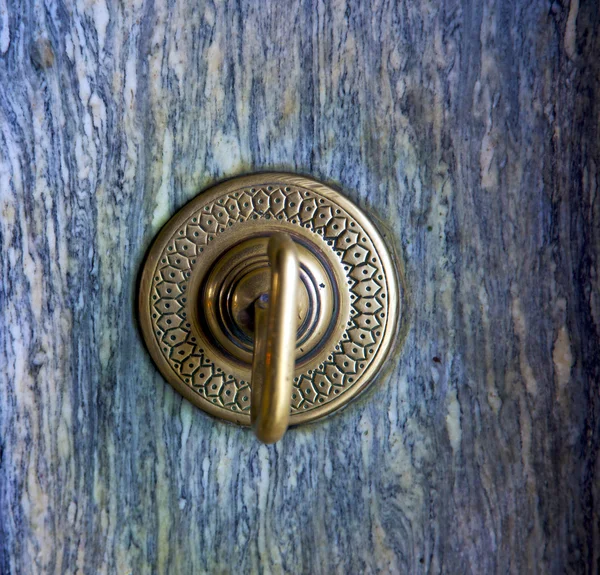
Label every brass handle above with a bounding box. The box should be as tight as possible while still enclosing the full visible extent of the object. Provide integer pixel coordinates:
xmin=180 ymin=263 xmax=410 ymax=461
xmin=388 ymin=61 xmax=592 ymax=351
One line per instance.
xmin=250 ymin=233 xmax=299 ymax=443
xmin=140 ymin=175 xmax=401 ymax=434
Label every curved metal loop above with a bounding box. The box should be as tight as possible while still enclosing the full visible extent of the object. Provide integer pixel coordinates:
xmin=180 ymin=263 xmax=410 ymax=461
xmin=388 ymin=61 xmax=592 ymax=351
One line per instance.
xmin=250 ymin=233 xmax=299 ymax=443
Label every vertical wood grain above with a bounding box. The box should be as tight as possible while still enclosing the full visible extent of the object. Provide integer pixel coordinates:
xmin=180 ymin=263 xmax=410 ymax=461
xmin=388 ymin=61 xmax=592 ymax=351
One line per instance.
xmin=0 ymin=0 xmax=598 ymax=573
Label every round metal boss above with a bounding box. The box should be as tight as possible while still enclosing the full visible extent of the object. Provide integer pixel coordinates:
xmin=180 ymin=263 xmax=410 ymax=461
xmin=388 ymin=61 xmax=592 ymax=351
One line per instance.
xmin=139 ymin=173 xmax=400 ymax=426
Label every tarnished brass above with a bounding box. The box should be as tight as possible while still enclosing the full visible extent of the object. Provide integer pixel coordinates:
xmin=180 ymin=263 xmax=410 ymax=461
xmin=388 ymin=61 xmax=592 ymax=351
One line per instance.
xmin=250 ymin=234 xmax=298 ymax=443
xmin=139 ymin=173 xmax=401 ymax=441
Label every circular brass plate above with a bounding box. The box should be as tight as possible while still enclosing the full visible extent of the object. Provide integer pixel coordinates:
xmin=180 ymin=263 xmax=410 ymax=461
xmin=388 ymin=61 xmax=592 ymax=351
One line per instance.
xmin=139 ymin=173 xmax=400 ymax=426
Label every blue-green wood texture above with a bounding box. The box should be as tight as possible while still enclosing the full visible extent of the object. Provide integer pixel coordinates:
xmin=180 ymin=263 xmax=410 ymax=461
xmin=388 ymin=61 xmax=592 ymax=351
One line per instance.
xmin=1 ymin=0 xmax=599 ymax=573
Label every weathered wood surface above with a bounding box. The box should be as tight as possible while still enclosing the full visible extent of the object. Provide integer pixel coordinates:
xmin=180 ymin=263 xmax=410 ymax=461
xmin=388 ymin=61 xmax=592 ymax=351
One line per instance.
xmin=1 ymin=0 xmax=599 ymax=573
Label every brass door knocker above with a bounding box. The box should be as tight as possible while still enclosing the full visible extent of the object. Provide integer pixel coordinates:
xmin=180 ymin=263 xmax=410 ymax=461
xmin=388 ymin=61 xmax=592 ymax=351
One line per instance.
xmin=139 ymin=173 xmax=401 ymax=443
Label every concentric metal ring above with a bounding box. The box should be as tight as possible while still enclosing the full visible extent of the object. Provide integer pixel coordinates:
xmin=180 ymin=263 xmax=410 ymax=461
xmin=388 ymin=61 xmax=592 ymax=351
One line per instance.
xmin=139 ymin=173 xmax=401 ymax=426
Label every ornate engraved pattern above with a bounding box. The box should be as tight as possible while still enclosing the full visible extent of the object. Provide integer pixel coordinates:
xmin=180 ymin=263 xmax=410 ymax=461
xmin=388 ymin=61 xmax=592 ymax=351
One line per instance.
xmin=148 ymin=184 xmax=390 ymax=416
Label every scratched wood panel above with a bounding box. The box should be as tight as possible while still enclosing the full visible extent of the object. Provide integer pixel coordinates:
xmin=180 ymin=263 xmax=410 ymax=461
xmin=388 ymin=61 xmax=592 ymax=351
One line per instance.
xmin=1 ymin=0 xmax=599 ymax=573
